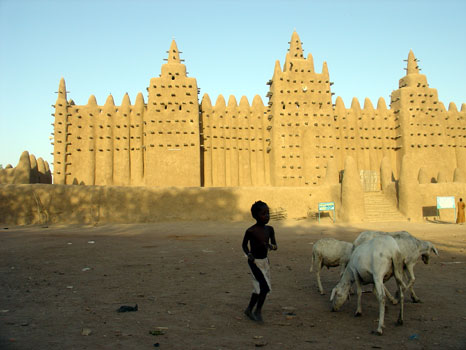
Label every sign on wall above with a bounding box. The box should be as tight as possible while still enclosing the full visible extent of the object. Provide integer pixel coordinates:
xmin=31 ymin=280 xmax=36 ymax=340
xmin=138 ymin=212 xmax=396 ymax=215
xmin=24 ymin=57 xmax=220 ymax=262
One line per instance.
xmin=436 ymin=196 xmax=456 ymax=222
xmin=318 ymin=202 xmax=335 ymax=223
xmin=436 ymin=196 xmax=455 ymax=209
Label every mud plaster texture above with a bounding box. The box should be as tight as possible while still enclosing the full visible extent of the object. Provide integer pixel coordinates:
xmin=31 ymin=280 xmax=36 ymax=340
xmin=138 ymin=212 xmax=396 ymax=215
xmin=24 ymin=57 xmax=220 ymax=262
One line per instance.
xmin=0 ymin=220 xmax=465 ymax=349
xmin=1 ymin=180 xmax=465 ymax=225
xmin=0 ymin=151 xmax=51 ymax=185
xmin=52 ymin=32 xmax=466 ymax=188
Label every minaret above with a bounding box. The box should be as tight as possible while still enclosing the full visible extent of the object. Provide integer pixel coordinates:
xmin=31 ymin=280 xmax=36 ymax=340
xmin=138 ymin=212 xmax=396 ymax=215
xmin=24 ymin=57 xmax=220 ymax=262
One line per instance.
xmin=267 ymin=31 xmax=334 ymax=186
xmin=406 ymin=50 xmax=420 ymax=75
xmin=390 ymin=50 xmax=452 ymax=178
xmin=144 ymin=39 xmax=200 ymax=186
xmin=53 ymin=78 xmax=68 ymax=184
xmin=288 ymin=31 xmax=304 ymax=59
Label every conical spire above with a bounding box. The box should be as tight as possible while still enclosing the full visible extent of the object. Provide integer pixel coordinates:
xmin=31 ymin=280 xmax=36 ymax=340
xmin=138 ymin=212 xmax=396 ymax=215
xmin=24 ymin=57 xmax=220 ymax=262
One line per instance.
xmin=335 ymin=96 xmax=346 ymax=115
xmin=377 ymin=97 xmax=387 ymax=110
xmin=288 ymin=31 xmax=304 ymax=59
xmin=214 ymin=95 xmax=226 ymax=109
xmin=351 ymin=97 xmax=361 ymax=112
xmin=273 ymin=60 xmax=282 ymax=77
xmin=102 ymin=94 xmax=115 ymax=119
xmin=227 ymin=95 xmax=238 ymax=107
xmin=363 ymin=97 xmax=374 ymax=111
xmin=321 ymin=61 xmax=329 ymax=77
xmin=104 ymin=94 xmax=115 ymax=106
xmin=407 ymin=50 xmax=420 ymax=75
xmin=167 ymin=40 xmax=181 ymax=63
xmin=120 ymin=93 xmax=131 ymax=118
xmin=133 ymin=92 xmax=144 ymax=118
xmin=135 ymin=92 xmax=145 ymax=106
xmin=13 ymin=151 xmax=31 ymax=184
xmin=448 ymin=102 xmax=458 ymax=112
xmin=88 ymin=95 xmax=97 ymax=105
xmin=57 ymin=77 xmax=67 ymax=101
xmin=121 ymin=93 xmax=131 ymax=107
xmin=252 ymin=95 xmax=264 ymax=108
xmin=306 ymin=53 xmax=315 ymax=72
xmin=201 ymin=93 xmax=212 ymax=109
xmin=239 ymin=96 xmax=250 ymax=108
xmin=283 ymin=53 xmax=291 ymax=72
xmin=161 ymin=39 xmax=187 ymax=77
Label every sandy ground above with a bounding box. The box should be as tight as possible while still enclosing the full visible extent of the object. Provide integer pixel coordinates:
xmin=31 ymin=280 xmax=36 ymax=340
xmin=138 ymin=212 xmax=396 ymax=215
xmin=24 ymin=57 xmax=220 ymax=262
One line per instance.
xmin=0 ymin=219 xmax=465 ymax=350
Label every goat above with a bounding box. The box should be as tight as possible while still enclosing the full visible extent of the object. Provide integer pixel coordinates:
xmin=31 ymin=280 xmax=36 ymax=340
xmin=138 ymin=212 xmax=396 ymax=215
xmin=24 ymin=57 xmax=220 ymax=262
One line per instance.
xmin=353 ymin=230 xmax=439 ymax=302
xmin=331 ymin=235 xmax=407 ymax=335
xmin=310 ymin=238 xmax=353 ymax=295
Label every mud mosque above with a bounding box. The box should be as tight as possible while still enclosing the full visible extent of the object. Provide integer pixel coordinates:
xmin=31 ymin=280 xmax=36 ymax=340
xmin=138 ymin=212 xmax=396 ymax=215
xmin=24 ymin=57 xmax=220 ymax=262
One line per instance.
xmin=1 ymin=31 xmax=465 ymax=225
xmin=50 ymin=31 xmax=465 ymax=189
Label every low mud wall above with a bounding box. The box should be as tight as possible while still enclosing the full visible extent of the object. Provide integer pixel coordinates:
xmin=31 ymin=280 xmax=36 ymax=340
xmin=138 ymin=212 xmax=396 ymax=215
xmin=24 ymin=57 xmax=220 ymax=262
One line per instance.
xmin=0 ymin=184 xmax=340 ymax=225
xmin=417 ymin=183 xmax=466 ymax=222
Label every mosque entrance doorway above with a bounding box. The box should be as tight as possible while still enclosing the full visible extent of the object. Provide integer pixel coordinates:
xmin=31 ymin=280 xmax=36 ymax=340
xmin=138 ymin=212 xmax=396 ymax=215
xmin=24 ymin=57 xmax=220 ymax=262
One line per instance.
xmin=360 ymin=170 xmax=380 ymax=192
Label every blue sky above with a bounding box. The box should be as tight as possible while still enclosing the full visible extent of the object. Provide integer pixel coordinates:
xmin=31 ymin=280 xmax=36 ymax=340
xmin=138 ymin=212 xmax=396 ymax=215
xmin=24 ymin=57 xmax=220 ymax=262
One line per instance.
xmin=1 ymin=0 xmax=465 ymax=169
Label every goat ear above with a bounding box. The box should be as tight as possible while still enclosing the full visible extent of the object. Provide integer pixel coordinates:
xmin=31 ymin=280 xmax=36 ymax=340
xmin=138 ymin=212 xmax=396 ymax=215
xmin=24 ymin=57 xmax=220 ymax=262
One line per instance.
xmin=432 ymin=246 xmax=439 ymax=256
xmin=330 ymin=288 xmax=336 ymax=302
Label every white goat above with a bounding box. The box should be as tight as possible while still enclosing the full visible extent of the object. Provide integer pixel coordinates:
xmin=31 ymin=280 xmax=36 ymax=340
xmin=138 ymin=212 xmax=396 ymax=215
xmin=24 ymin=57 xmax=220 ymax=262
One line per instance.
xmin=353 ymin=230 xmax=439 ymax=302
xmin=330 ymin=235 xmax=407 ymax=335
xmin=310 ymin=238 xmax=353 ymax=295
xmin=352 ymin=230 xmax=385 ymax=247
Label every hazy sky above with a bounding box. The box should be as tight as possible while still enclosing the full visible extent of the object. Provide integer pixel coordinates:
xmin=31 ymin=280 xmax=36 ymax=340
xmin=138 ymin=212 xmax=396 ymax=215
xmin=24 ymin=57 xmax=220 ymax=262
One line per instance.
xmin=0 ymin=0 xmax=465 ymax=169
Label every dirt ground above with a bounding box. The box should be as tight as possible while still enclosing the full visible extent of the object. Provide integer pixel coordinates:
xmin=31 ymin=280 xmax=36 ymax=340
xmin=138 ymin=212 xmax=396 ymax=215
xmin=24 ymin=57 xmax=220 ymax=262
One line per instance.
xmin=0 ymin=219 xmax=465 ymax=350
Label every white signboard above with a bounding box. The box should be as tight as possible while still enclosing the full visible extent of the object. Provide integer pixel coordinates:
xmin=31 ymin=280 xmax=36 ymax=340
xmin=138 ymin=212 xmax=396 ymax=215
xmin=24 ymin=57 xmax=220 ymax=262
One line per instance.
xmin=436 ymin=196 xmax=455 ymax=209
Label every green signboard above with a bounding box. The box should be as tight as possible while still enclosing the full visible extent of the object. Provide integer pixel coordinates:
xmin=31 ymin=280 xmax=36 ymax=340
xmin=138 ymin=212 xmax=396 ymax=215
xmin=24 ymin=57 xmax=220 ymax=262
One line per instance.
xmin=318 ymin=202 xmax=335 ymax=223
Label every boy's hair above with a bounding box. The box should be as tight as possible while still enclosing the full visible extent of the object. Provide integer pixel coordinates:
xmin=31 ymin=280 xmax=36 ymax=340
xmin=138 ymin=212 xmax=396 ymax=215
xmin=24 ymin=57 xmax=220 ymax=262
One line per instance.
xmin=251 ymin=200 xmax=268 ymax=219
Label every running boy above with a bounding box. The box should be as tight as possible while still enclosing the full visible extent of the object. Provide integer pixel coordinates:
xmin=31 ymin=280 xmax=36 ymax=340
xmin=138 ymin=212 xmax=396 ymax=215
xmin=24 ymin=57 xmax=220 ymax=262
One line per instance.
xmin=242 ymin=200 xmax=277 ymax=322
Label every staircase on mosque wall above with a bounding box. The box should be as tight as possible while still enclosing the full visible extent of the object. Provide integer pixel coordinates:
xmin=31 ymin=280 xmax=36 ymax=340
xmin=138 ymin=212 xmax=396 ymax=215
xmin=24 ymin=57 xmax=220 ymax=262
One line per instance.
xmin=360 ymin=170 xmax=407 ymax=222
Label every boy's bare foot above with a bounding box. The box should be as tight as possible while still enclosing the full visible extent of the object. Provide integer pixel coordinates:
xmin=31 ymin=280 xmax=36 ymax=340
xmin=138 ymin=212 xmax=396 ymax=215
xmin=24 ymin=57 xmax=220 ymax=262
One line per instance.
xmin=244 ymin=308 xmax=256 ymax=321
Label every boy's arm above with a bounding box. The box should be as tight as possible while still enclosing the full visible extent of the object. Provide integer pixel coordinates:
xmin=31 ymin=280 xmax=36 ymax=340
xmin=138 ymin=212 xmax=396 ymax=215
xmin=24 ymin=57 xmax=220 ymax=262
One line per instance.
xmin=242 ymin=230 xmax=255 ymax=261
xmin=242 ymin=230 xmax=251 ymax=255
xmin=269 ymin=227 xmax=277 ymax=250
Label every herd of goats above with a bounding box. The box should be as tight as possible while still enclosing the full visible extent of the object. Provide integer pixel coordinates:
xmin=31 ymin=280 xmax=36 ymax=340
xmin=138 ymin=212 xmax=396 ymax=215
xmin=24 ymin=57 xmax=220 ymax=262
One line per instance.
xmin=309 ymin=231 xmax=439 ymax=335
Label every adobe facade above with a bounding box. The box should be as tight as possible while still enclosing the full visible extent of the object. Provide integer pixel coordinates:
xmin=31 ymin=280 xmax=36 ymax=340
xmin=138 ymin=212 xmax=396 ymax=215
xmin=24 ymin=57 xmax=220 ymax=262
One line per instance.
xmin=52 ymin=32 xmax=466 ymax=187
xmin=0 ymin=151 xmax=52 ymax=185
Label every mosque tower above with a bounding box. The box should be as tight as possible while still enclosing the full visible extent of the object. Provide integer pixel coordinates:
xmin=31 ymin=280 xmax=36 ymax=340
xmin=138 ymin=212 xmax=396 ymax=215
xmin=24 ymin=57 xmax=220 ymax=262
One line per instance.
xmin=267 ymin=31 xmax=334 ymax=186
xmin=144 ymin=40 xmax=201 ymax=186
xmin=390 ymin=50 xmax=454 ymax=179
